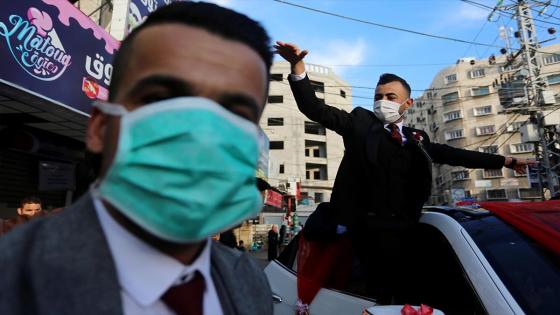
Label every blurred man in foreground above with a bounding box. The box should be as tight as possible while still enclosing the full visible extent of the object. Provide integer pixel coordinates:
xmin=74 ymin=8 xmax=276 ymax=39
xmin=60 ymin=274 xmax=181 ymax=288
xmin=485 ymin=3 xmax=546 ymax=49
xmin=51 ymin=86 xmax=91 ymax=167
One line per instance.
xmin=0 ymin=2 xmax=274 ymax=314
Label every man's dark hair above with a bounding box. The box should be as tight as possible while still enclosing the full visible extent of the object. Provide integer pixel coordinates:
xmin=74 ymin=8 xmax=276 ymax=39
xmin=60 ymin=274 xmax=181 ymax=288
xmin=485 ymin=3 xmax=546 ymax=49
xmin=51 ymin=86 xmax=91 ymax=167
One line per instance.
xmin=256 ymin=177 xmax=272 ymax=192
xmin=109 ymin=1 xmax=272 ymax=101
xmin=20 ymin=196 xmax=41 ymax=208
xmin=377 ymin=73 xmax=411 ymax=97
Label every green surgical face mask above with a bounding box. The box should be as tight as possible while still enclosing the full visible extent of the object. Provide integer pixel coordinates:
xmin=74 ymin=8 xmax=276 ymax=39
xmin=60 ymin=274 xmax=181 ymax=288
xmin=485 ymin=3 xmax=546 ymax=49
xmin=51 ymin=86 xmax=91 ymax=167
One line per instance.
xmin=93 ymin=97 xmax=262 ymax=243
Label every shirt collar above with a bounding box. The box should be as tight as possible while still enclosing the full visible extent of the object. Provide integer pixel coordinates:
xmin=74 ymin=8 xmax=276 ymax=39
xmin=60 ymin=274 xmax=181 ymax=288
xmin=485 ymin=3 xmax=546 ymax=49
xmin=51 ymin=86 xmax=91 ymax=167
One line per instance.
xmin=92 ymin=192 xmax=212 ymax=307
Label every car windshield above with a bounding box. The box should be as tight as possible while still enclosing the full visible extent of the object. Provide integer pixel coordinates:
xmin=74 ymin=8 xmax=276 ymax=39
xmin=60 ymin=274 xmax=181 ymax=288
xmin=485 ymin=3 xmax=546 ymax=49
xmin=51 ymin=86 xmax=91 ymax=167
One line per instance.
xmin=462 ymin=216 xmax=560 ymax=315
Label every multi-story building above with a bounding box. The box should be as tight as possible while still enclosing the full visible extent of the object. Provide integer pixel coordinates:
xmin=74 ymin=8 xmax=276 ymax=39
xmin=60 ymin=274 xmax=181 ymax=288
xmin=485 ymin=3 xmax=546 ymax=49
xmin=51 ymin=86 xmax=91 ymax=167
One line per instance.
xmin=407 ymin=44 xmax=560 ymax=204
xmin=262 ymin=62 xmax=352 ymax=204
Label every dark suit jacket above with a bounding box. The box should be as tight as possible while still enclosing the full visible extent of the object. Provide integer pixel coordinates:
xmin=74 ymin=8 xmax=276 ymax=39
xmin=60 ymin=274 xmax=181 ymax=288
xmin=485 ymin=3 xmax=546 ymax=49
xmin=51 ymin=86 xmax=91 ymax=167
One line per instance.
xmin=0 ymin=193 xmax=273 ymax=315
xmin=289 ymin=75 xmax=505 ymax=228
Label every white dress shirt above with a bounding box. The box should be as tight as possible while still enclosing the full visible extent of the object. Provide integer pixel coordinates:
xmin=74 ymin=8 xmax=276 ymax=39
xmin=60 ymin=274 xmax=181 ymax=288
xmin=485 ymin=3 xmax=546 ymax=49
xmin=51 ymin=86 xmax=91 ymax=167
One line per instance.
xmin=290 ymin=72 xmax=408 ymax=144
xmin=384 ymin=120 xmax=407 ymax=144
xmin=92 ymin=195 xmax=224 ymax=315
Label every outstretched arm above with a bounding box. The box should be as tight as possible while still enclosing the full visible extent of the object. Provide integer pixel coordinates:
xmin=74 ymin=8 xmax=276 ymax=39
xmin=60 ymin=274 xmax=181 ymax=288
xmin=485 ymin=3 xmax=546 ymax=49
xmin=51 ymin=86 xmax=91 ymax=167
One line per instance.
xmin=274 ymin=41 xmax=353 ymax=136
xmin=427 ymin=141 xmax=536 ymax=173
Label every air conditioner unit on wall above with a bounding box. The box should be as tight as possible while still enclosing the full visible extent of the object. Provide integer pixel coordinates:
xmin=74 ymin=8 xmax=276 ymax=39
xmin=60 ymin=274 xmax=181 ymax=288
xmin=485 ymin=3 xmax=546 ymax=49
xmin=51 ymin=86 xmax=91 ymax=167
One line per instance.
xmin=520 ymin=123 xmax=539 ymax=142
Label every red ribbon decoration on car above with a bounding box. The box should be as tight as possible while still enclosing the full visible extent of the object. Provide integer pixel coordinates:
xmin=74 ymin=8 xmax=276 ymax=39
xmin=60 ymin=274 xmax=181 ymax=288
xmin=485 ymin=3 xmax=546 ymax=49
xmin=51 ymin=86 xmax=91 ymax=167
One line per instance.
xmin=401 ymin=304 xmax=434 ymax=315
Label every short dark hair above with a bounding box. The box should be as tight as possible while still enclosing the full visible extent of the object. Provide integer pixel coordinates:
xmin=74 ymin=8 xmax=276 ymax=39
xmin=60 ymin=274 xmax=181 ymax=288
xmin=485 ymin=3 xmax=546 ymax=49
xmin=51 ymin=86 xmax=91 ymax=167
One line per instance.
xmin=256 ymin=177 xmax=272 ymax=192
xmin=377 ymin=73 xmax=411 ymax=97
xmin=109 ymin=1 xmax=273 ymax=101
xmin=20 ymin=196 xmax=41 ymax=208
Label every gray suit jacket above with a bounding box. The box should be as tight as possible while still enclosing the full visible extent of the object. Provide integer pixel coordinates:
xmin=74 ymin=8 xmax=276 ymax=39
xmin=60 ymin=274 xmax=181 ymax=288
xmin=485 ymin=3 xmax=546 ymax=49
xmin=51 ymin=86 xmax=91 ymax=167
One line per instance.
xmin=0 ymin=194 xmax=273 ymax=315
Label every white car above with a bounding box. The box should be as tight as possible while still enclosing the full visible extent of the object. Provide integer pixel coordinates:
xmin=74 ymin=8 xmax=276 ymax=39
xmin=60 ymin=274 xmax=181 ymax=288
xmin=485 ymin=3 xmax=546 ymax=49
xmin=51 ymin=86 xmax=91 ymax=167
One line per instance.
xmin=265 ymin=206 xmax=560 ymax=315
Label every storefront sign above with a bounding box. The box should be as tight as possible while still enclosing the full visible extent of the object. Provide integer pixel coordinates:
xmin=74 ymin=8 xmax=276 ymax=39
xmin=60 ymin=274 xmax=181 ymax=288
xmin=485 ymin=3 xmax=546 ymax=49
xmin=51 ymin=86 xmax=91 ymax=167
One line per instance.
xmin=0 ymin=0 xmax=120 ymax=114
xmin=39 ymin=161 xmax=75 ymax=191
xmin=265 ymin=190 xmax=283 ymax=208
xmin=500 ymin=178 xmax=520 ymax=187
xmin=128 ymin=0 xmax=180 ymax=31
xmin=475 ymin=180 xmax=493 ymax=188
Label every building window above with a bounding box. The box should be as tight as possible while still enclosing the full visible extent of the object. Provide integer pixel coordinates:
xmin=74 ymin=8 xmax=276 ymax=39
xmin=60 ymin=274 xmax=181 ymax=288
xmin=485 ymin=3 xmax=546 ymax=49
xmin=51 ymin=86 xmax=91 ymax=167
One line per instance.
xmin=476 ymin=125 xmax=496 ymax=136
xmin=473 ymin=105 xmax=492 ymax=116
xmin=445 ymin=129 xmax=464 ymax=140
xmin=471 ymin=86 xmax=490 ymax=97
xmin=340 ymin=90 xmax=346 ymax=98
xmin=309 ymin=80 xmax=325 ymax=93
xmin=547 ymin=74 xmax=560 ymax=85
xmin=543 ymin=54 xmax=560 ymax=65
xmin=443 ymin=110 xmax=462 ymax=122
xmin=506 ymin=121 xmax=524 ymax=132
xmin=445 ymin=74 xmax=457 ymax=84
xmin=451 ymin=170 xmax=469 ymax=181
xmin=484 ymin=169 xmax=503 ymax=178
xmin=469 ymin=68 xmax=486 ymax=79
xmin=306 ymin=163 xmax=327 ymax=180
xmin=510 ymin=143 xmax=534 ymax=154
xmin=267 ymin=95 xmax=283 ymax=103
xmin=519 ymin=187 xmax=541 ymax=199
xmin=426 ymin=92 xmax=433 ymax=99
xmin=435 ymin=176 xmax=443 ymax=186
xmin=479 ymin=145 xmax=499 ymax=154
xmin=279 ymin=164 xmax=285 ymax=174
xmin=487 ymin=189 xmax=507 ymax=200
xmin=314 ymin=192 xmax=324 ymax=203
xmin=304 ymin=121 xmax=326 ymax=135
xmin=270 ymin=73 xmax=283 ymax=81
xmin=305 ymin=140 xmax=327 ymax=158
xmin=269 ymin=141 xmax=284 ymax=150
xmin=267 ymin=117 xmax=284 ymax=126
xmin=442 ymin=91 xmax=459 ymax=104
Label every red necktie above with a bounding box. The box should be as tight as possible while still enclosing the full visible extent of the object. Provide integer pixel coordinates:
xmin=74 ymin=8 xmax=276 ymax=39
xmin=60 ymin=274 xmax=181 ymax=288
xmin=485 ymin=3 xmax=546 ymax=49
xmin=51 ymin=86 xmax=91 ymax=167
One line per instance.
xmin=388 ymin=123 xmax=403 ymax=145
xmin=162 ymin=271 xmax=205 ymax=315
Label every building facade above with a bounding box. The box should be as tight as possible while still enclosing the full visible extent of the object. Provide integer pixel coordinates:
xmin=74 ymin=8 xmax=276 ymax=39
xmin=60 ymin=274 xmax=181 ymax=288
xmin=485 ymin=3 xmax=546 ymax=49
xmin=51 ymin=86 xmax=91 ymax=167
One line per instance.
xmin=261 ymin=62 xmax=352 ymax=205
xmin=407 ymin=44 xmax=560 ymax=204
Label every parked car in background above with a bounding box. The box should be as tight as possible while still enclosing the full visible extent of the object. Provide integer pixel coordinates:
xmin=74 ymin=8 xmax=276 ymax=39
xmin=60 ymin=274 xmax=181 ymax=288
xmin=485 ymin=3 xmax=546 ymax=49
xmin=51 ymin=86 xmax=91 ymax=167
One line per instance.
xmin=265 ymin=205 xmax=560 ymax=315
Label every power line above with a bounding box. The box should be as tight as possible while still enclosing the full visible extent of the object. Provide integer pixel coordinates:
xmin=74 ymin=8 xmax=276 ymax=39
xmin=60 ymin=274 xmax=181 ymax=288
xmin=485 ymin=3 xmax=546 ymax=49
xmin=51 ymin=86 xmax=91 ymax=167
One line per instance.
xmin=533 ymin=0 xmax=560 ymax=9
xmin=272 ymin=0 xmax=502 ymax=48
xmin=460 ymin=0 xmax=560 ymax=27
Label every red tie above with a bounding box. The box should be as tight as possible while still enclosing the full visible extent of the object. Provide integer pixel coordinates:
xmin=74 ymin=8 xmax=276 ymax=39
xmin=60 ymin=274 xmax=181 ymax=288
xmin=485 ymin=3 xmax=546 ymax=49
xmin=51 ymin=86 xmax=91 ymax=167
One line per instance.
xmin=388 ymin=123 xmax=403 ymax=145
xmin=162 ymin=271 xmax=205 ymax=315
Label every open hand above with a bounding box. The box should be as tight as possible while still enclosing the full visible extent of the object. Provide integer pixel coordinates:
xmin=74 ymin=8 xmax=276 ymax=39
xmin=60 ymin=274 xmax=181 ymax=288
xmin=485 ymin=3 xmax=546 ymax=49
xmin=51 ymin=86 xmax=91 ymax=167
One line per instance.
xmin=273 ymin=41 xmax=308 ymax=75
xmin=506 ymin=157 xmax=538 ymax=174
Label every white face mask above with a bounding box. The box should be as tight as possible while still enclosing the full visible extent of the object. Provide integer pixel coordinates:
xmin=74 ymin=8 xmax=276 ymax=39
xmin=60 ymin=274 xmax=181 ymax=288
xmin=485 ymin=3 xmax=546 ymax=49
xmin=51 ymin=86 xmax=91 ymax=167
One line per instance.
xmin=373 ymin=99 xmax=408 ymax=124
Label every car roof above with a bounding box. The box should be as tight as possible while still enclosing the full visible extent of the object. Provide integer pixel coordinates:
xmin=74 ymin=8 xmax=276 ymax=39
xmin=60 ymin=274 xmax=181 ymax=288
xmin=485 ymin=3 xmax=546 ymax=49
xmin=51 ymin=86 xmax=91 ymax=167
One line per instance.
xmin=423 ymin=206 xmax=493 ymax=222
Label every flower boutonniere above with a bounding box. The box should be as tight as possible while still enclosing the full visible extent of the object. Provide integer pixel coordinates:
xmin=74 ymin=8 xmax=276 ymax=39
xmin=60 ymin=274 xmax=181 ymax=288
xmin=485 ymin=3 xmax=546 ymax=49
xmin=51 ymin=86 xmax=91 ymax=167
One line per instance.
xmin=413 ymin=131 xmax=424 ymax=143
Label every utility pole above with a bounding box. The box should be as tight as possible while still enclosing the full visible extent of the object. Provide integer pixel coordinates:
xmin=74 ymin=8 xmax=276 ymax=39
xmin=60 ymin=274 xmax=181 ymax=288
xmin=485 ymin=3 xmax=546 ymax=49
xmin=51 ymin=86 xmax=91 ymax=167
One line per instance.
xmin=501 ymin=0 xmax=560 ymax=199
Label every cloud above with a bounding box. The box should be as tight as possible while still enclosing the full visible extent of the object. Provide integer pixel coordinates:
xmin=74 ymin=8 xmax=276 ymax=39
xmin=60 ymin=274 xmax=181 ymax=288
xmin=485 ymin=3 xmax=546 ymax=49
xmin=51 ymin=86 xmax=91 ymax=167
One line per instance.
xmin=307 ymin=38 xmax=367 ymax=67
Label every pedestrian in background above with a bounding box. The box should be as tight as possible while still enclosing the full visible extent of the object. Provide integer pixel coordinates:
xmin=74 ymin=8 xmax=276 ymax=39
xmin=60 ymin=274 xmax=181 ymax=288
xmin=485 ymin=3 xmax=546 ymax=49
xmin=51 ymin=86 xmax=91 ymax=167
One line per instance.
xmin=237 ymin=240 xmax=247 ymax=252
xmin=0 ymin=196 xmax=43 ymax=236
xmin=268 ymin=225 xmax=279 ymax=261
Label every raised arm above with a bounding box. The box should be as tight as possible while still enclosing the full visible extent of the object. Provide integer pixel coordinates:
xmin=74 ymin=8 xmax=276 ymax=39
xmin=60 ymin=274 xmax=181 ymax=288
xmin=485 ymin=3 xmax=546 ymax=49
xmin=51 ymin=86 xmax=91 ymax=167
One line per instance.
xmin=274 ymin=41 xmax=353 ymax=136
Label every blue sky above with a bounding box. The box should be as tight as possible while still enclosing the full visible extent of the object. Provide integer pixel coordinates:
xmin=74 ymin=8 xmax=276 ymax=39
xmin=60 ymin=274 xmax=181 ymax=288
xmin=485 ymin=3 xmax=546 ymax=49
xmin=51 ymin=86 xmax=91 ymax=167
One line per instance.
xmin=208 ymin=0 xmax=560 ymax=106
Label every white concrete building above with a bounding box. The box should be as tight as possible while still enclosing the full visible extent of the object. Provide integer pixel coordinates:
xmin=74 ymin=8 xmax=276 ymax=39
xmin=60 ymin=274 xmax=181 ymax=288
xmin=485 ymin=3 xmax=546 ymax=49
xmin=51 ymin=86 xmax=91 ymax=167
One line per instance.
xmin=407 ymin=44 xmax=560 ymax=204
xmin=261 ymin=62 xmax=352 ymax=204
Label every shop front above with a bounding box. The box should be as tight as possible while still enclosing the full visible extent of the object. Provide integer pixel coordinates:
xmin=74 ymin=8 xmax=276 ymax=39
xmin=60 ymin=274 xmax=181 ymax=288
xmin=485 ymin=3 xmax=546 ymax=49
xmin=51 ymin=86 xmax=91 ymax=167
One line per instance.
xmin=0 ymin=0 xmax=118 ymax=217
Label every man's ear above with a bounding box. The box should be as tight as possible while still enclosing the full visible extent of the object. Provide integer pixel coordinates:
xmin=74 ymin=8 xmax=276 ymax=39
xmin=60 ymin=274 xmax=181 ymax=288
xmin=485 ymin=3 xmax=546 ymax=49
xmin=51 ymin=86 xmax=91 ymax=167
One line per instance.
xmin=406 ymin=98 xmax=414 ymax=109
xmin=17 ymin=208 xmax=22 ymax=215
xmin=86 ymin=108 xmax=108 ymax=154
